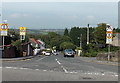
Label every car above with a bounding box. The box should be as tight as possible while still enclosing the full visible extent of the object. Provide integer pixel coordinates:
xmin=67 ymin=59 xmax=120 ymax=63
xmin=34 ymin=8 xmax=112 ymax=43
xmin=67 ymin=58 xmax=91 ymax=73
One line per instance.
xmin=53 ymin=52 xmax=58 ymax=55
xmin=45 ymin=51 xmax=51 ymax=56
xmin=64 ymin=49 xmax=75 ymax=57
xmin=52 ymin=50 xmax=58 ymax=55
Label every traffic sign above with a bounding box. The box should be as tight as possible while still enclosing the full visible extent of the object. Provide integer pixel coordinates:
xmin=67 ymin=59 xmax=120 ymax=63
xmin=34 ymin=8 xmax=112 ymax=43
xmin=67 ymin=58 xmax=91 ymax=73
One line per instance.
xmin=106 ymin=24 xmax=113 ymax=44
xmin=106 ymin=24 xmax=113 ymax=32
xmin=106 ymin=38 xmax=112 ymax=44
xmin=0 ymin=23 xmax=8 ymax=36
xmin=20 ymin=27 xmax=26 ymax=35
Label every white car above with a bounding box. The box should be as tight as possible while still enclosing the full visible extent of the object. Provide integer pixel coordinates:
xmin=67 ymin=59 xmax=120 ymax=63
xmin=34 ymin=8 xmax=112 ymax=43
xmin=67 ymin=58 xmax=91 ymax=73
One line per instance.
xmin=45 ymin=52 xmax=51 ymax=56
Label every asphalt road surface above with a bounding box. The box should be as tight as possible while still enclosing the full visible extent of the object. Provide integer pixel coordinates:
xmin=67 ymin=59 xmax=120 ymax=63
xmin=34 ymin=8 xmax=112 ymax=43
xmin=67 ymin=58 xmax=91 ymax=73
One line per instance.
xmin=2 ymin=53 xmax=118 ymax=81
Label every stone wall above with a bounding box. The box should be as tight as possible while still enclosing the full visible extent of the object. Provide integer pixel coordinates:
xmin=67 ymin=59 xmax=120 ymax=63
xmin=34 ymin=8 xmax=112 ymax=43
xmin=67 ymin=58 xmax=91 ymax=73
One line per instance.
xmin=96 ymin=50 xmax=120 ymax=62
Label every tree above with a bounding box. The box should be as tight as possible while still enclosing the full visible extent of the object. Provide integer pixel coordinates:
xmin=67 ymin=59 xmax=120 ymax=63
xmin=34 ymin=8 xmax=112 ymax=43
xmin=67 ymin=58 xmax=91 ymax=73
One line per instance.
xmin=50 ymin=38 xmax=61 ymax=50
xmin=94 ymin=23 xmax=106 ymax=45
xmin=64 ymin=28 xmax=69 ymax=36
xmin=115 ymin=28 xmax=120 ymax=33
xmin=69 ymin=27 xmax=81 ymax=46
xmin=60 ymin=42 xmax=76 ymax=50
xmin=61 ymin=36 xmax=73 ymax=43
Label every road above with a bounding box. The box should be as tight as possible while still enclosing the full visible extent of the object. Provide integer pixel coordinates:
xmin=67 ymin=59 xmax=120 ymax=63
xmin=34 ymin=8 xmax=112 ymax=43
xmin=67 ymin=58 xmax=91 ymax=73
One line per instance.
xmin=2 ymin=53 xmax=118 ymax=81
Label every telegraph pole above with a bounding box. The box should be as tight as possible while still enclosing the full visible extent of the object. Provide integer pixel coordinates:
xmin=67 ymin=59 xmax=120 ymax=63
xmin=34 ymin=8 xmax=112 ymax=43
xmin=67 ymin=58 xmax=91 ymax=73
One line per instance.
xmin=87 ymin=24 xmax=89 ymax=44
xmin=106 ymin=24 xmax=113 ymax=61
xmin=80 ymin=34 xmax=82 ymax=49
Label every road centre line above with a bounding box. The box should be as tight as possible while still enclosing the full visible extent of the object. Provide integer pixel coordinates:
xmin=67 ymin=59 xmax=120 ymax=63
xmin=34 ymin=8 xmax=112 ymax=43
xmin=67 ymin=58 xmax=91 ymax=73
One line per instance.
xmin=57 ymin=61 xmax=61 ymax=65
xmin=55 ymin=59 xmax=61 ymax=64
xmin=61 ymin=65 xmax=68 ymax=73
xmin=55 ymin=59 xmax=68 ymax=73
xmin=36 ymin=56 xmax=48 ymax=61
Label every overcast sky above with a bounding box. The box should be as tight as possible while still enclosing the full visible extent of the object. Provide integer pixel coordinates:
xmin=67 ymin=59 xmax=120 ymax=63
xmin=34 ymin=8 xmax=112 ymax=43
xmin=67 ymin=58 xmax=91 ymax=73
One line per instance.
xmin=1 ymin=2 xmax=118 ymax=29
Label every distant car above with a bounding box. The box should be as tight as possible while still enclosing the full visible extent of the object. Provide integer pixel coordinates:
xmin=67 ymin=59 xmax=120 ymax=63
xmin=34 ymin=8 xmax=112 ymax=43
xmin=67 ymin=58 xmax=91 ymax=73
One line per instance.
xmin=41 ymin=51 xmax=46 ymax=55
xmin=64 ymin=49 xmax=75 ymax=57
xmin=53 ymin=52 xmax=58 ymax=55
xmin=45 ymin=51 xmax=51 ymax=56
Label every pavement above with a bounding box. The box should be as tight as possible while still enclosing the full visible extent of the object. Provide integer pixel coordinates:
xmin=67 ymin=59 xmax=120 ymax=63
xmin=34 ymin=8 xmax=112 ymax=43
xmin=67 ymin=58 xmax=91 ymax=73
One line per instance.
xmin=1 ymin=55 xmax=35 ymax=61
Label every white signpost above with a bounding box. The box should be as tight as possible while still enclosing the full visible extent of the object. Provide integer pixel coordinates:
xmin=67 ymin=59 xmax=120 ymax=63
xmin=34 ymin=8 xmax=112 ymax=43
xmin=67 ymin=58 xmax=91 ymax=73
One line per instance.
xmin=0 ymin=23 xmax=8 ymax=36
xmin=106 ymin=24 xmax=113 ymax=61
xmin=0 ymin=23 xmax=8 ymax=50
xmin=19 ymin=27 xmax=26 ymax=41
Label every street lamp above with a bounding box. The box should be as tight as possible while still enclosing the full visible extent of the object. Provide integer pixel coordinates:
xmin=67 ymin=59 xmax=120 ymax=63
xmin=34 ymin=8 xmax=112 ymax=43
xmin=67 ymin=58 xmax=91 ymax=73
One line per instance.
xmin=78 ymin=34 xmax=82 ymax=49
xmin=87 ymin=24 xmax=89 ymax=44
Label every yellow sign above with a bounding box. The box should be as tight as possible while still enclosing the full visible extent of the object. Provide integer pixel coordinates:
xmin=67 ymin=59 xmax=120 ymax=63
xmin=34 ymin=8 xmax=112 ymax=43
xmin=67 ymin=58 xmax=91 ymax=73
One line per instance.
xmin=0 ymin=23 xmax=8 ymax=36
xmin=106 ymin=24 xmax=113 ymax=44
xmin=20 ymin=27 xmax=26 ymax=35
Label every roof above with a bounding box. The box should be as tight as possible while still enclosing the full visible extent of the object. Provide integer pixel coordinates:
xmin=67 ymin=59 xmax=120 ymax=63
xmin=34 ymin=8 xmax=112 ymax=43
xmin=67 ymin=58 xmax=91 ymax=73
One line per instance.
xmin=30 ymin=38 xmax=41 ymax=44
xmin=37 ymin=40 xmax=45 ymax=45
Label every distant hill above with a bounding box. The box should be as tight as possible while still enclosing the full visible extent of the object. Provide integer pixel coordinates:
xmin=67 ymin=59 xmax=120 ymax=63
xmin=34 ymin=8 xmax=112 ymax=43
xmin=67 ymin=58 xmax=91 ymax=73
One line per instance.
xmin=9 ymin=29 xmax=66 ymax=35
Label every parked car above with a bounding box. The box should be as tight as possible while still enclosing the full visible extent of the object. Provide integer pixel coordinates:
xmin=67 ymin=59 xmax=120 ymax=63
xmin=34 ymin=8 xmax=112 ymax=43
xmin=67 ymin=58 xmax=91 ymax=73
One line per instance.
xmin=52 ymin=50 xmax=58 ymax=55
xmin=45 ymin=51 xmax=51 ymax=56
xmin=53 ymin=52 xmax=58 ymax=55
xmin=64 ymin=49 xmax=75 ymax=57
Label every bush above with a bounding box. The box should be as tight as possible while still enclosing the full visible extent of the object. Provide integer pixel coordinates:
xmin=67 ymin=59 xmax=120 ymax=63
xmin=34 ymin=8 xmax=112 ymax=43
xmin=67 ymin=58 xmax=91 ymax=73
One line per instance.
xmin=11 ymin=40 xmax=21 ymax=50
xmin=83 ymin=51 xmax=98 ymax=57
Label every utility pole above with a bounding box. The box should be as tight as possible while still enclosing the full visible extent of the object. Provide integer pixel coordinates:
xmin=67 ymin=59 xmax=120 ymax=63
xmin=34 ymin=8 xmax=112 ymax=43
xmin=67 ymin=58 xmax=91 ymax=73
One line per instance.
xmin=87 ymin=24 xmax=89 ymax=44
xmin=80 ymin=34 xmax=82 ymax=49
xmin=108 ymin=44 xmax=110 ymax=61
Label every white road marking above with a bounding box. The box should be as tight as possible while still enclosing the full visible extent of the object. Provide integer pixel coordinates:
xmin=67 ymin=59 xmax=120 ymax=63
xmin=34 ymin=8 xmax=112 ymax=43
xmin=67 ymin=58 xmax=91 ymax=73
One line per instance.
xmin=5 ymin=67 xmax=12 ymax=69
xmin=36 ymin=56 xmax=48 ymax=61
xmin=57 ymin=61 xmax=61 ymax=65
xmin=35 ymin=69 xmax=39 ymax=71
xmin=69 ymin=71 xmax=77 ymax=74
xmin=12 ymin=67 xmax=18 ymax=69
xmin=61 ymin=66 xmax=68 ymax=73
xmin=115 ymin=74 xmax=118 ymax=77
xmin=102 ymin=73 xmax=105 ymax=75
xmin=43 ymin=70 xmax=47 ymax=71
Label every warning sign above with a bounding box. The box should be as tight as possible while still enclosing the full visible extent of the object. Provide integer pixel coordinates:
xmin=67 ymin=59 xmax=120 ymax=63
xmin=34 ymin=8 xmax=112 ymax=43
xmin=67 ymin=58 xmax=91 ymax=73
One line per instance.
xmin=0 ymin=24 xmax=8 ymax=36
xmin=106 ymin=24 xmax=113 ymax=44
xmin=20 ymin=27 xmax=26 ymax=35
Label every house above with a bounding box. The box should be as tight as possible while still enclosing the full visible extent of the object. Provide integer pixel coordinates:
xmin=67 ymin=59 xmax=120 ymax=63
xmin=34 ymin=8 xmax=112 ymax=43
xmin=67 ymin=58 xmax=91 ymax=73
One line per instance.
xmin=29 ymin=38 xmax=45 ymax=55
xmin=29 ymin=38 xmax=45 ymax=50
xmin=37 ymin=39 xmax=45 ymax=50
xmin=112 ymin=33 xmax=120 ymax=47
xmin=29 ymin=38 xmax=41 ymax=48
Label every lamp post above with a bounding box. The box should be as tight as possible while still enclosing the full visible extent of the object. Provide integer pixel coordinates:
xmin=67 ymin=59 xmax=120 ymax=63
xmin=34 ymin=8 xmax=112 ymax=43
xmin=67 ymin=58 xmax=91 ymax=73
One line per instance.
xmin=87 ymin=24 xmax=89 ymax=44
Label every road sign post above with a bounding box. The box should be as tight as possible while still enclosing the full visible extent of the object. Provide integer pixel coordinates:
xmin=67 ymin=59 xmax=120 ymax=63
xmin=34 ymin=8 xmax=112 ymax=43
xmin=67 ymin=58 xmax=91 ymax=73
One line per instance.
xmin=0 ymin=23 xmax=8 ymax=50
xmin=19 ymin=27 xmax=26 ymax=42
xmin=106 ymin=24 xmax=113 ymax=61
xmin=19 ymin=27 xmax=26 ymax=56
